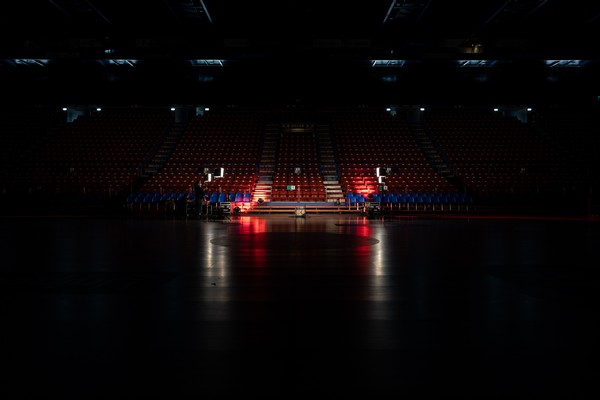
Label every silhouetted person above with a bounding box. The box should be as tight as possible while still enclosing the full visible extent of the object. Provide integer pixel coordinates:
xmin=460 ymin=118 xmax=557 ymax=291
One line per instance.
xmin=193 ymin=180 xmax=205 ymax=216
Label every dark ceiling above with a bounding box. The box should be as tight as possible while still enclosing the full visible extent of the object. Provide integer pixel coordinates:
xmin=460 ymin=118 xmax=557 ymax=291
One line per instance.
xmin=1 ymin=0 xmax=599 ymax=106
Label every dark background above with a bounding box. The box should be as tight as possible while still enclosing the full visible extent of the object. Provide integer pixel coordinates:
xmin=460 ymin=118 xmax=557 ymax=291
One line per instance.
xmin=1 ymin=0 xmax=598 ymax=106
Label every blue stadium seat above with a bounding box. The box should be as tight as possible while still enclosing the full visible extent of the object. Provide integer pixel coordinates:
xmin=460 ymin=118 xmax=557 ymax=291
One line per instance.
xmin=382 ymin=193 xmax=392 ymax=204
xmin=394 ymin=193 xmax=403 ymax=209
xmin=347 ymin=193 xmax=356 ymax=206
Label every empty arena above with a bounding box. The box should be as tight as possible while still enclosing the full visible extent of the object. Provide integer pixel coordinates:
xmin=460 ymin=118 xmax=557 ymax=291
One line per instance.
xmin=1 ymin=1 xmax=600 ymax=398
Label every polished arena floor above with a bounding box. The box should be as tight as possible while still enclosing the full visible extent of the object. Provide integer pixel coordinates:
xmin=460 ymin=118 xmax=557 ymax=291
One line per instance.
xmin=1 ymin=212 xmax=600 ymax=398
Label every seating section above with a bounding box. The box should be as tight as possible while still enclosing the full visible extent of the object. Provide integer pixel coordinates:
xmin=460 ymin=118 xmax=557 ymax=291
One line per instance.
xmin=2 ymin=105 xmax=594 ymax=213
xmin=2 ymin=107 xmax=172 ymax=200
xmin=270 ymin=126 xmax=326 ymax=202
xmin=271 ymin=167 xmax=326 ymax=202
xmin=138 ymin=111 xmax=263 ymax=209
xmin=331 ymin=110 xmax=458 ymax=208
xmin=423 ymin=109 xmax=580 ymax=200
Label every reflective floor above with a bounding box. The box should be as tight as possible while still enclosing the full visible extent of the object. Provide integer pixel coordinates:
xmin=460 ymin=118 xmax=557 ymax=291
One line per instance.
xmin=1 ymin=213 xmax=600 ymax=398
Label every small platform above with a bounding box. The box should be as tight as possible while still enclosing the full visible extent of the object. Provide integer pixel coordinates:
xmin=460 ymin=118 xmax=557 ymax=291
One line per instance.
xmin=249 ymin=201 xmax=355 ymax=214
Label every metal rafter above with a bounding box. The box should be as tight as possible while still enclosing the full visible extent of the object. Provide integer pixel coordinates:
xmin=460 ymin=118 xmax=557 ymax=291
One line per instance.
xmin=47 ymin=0 xmax=111 ymax=24
xmin=470 ymin=0 xmax=548 ymax=38
xmin=585 ymin=12 xmax=600 ymax=25
xmin=492 ymin=0 xmax=548 ymax=23
xmin=383 ymin=0 xmax=432 ymax=25
xmin=47 ymin=0 xmax=69 ymax=16
xmin=84 ymin=0 xmax=111 ymax=24
xmin=170 ymin=0 xmax=213 ymax=24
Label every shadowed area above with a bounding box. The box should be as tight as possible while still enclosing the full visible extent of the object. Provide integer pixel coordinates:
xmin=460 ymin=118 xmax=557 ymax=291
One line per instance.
xmin=0 ymin=214 xmax=599 ymax=398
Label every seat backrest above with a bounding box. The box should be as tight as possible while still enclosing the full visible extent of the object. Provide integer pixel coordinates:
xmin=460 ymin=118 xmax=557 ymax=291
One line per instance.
xmin=143 ymin=192 xmax=153 ymax=203
xmin=347 ymin=193 xmax=356 ymax=205
xmin=126 ymin=193 xmax=137 ymax=203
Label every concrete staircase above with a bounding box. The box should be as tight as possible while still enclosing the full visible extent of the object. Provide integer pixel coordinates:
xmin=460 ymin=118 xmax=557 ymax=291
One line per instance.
xmin=408 ymin=122 xmax=454 ymax=177
xmin=141 ymin=121 xmax=186 ymax=178
xmin=324 ymin=179 xmax=344 ymax=204
xmin=252 ymin=123 xmax=279 ymax=203
xmin=408 ymin=121 xmax=468 ymax=192
xmin=316 ymin=123 xmax=344 ymax=203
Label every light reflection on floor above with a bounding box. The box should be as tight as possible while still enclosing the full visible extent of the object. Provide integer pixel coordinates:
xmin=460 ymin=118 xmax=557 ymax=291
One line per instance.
xmin=1 ymin=214 xmax=599 ymax=397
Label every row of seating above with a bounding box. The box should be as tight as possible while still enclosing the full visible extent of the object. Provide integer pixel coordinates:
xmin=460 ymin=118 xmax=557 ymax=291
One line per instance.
xmin=125 ymin=191 xmax=252 ymax=211
xmin=347 ymin=192 xmax=474 ymax=209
